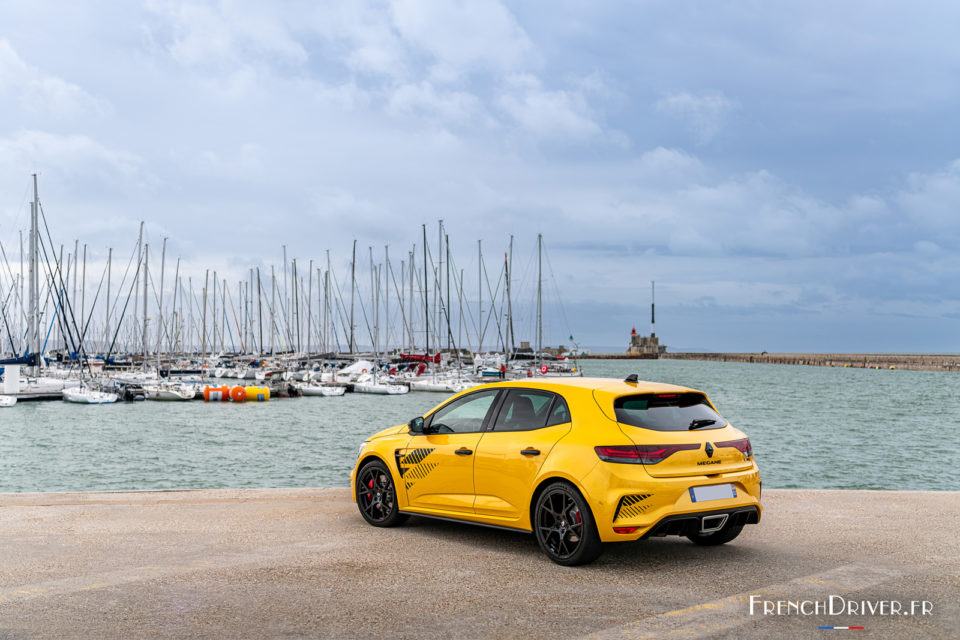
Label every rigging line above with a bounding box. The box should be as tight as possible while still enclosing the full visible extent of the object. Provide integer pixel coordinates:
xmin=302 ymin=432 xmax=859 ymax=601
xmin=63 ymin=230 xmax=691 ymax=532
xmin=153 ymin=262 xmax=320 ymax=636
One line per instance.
xmin=105 ymin=233 xmax=141 ymax=331
xmin=480 ymin=259 xmax=505 ymax=351
xmin=37 ymin=204 xmax=84 ymax=359
xmin=445 ymin=252 xmax=478 ymax=355
xmin=269 ymin=276 xmax=290 ymax=351
xmin=36 ymin=233 xmax=80 ymax=364
xmin=78 ymin=259 xmax=108 ymax=350
xmin=328 ymin=264 xmax=352 ymax=350
xmin=105 ymin=259 xmax=143 ymax=362
xmin=542 ymin=241 xmax=573 ymax=342
xmin=445 ymin=251 xmax=476 ymax=350
xmin=0 ymin=237 xmax=24 ymax=312
xmin=1 ymin=280 xmax=18 ymax=353
xmin=224 ymin=280 xmax=245 ymax=353
xmin=386 ymin=258 xmax=411 ymax=349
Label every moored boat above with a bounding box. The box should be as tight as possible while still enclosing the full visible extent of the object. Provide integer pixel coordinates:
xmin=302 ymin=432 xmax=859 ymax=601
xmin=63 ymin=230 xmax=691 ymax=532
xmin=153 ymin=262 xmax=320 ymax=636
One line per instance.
xmin=63 ymin=387 xmax=119 ymax=404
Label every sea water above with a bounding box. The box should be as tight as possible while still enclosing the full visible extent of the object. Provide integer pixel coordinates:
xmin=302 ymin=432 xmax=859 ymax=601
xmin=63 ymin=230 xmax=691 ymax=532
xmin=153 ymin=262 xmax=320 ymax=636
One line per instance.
xmin=1 ymin=359 xmax=956 ymax=492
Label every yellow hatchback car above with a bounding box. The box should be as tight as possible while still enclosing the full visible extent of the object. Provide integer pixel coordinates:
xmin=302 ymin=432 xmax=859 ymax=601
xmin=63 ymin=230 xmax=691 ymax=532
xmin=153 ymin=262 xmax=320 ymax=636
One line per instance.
xmin=352 ymin=376 xmax=762 ymax=565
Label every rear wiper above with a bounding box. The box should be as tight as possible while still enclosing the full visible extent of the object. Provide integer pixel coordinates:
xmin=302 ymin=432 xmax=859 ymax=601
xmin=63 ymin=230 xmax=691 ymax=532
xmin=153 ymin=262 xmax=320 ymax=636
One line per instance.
xmin=689 ymin=419 xmax=716 ymax=430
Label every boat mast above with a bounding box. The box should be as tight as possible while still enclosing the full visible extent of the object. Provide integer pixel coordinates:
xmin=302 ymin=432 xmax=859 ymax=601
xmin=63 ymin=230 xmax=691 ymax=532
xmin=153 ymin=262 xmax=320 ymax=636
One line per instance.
xmin=201 ymin=270 xmax=208 ymax=380
xmin=80 ymin=244 xmax=86 ymax=344
xmin=506 ymin=235 xmax=515 ymax=357
xmin=445 ymin=233 xmax=451 ymax=352
xmin=270 ymin=265 xmax=275 ymax=355
xmin=256 ymin=267 xmax=264 ymax=355
xmin=369 ymin=247 xmax=376 ymax=356
xmin=478 ymin=240 xmax=482 ymax=353
xmin=306 ymin=259 xmax=313 ymax=358
xmin=324 ymin=250 xmax=331 ymax=353
xmin=142 ymin=242 xmax=149 ymax=371
xmin=104 ymin=248 xmax=111 ymax=354
xmin=171 ymin=258 xmax=180 ymax=354
xmin=408 ymin=248 xmax=414 ymax=351
xmin=28 ymin=174 xmax=39 ymax=374
xmin=423 ymin=225 xmax=428 ymax=354
xmin=537 ymin=233 xmax=542 ymax=371
xmin=349 ymin=239 xmax=356 ymax=354
xmin=291 ymin=259 xmax=299 ymax=353
xmin=156 ymin=238 xmax=166 ymax=372
xmin=383 ymin=245 xmax=390 ymax=354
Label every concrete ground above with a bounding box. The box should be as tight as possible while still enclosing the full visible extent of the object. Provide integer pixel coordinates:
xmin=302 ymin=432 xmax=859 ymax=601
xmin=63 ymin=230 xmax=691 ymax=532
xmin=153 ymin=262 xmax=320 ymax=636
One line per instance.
xmin=0 ymin=488 xmax=956 ymax=639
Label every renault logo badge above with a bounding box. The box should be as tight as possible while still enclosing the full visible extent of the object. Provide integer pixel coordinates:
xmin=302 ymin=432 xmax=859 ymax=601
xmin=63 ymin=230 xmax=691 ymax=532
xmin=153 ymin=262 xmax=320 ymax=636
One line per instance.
xmin=705 ymin=442 xmax=714 ymax=458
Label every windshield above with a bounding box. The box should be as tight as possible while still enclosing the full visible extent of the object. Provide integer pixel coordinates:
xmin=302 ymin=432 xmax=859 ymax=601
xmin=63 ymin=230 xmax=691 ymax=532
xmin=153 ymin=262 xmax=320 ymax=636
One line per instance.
xmin=614 ymin=393 xmax=727 ymax=432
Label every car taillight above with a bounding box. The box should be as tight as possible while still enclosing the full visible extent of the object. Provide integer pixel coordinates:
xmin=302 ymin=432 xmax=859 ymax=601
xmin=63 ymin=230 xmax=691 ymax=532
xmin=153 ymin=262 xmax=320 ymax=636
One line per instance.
xmin=594 ymin=443 xmax=699 ymax=465
xmin=716 ymin=438 xmax=752 ymax=457
xmin=613 ymin=526 xmax=639 ymax=534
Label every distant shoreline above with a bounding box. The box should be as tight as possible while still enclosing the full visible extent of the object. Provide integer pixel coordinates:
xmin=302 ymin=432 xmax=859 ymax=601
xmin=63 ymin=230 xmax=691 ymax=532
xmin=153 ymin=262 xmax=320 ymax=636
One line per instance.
xmin=575 ymin=352 xmax=960 ymax=371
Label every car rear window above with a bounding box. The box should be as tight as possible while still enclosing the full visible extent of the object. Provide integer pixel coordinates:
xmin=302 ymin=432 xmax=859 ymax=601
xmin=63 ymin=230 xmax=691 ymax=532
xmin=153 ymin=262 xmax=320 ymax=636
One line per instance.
xmin=614 ymin=393 xmax=726 ymax=431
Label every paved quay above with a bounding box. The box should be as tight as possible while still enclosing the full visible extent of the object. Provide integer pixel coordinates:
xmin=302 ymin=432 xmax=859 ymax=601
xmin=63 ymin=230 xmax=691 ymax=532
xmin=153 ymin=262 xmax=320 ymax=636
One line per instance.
xmin=1 ymin=488 xmax=957 ymax=639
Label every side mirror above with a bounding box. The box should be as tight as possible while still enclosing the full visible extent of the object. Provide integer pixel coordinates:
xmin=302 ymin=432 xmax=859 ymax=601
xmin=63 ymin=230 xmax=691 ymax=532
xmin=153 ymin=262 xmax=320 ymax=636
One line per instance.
xmin=408 ymin=416 xmax=424 ymax=433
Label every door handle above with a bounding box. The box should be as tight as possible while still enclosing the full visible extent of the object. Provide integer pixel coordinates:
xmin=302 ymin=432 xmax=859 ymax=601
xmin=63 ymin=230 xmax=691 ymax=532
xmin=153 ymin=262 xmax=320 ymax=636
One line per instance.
xmin=455 ymin=448 xmax=473 ymax=456
xmin=520 ymin=448 xmax=541 ymax=456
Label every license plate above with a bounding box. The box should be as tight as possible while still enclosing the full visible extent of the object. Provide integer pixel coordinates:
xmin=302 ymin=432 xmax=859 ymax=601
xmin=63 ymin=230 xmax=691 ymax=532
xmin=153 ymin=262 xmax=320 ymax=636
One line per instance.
xmin=689 ymin=484 xmax=736 ymax=503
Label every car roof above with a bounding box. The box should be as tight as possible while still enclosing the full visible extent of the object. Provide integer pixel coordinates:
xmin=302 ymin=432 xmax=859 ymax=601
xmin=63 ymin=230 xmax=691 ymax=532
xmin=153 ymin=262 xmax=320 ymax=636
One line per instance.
xmin=482 ymin=376 xmax=698 ymax=396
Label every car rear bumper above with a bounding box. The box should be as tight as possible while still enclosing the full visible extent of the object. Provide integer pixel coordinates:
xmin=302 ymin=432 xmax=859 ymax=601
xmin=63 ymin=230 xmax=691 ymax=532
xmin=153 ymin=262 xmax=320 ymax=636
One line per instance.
xmin=640 ymin=505 xmax=760 ymax=539
xmin=579 ymin=460 xmax=762 ymax=542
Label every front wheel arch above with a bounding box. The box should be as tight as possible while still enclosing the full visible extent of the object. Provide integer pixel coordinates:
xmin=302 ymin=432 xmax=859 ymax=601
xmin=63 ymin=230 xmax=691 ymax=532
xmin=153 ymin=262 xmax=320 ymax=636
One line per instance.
xmin=355 ymin=453 xmax=399 ymax=498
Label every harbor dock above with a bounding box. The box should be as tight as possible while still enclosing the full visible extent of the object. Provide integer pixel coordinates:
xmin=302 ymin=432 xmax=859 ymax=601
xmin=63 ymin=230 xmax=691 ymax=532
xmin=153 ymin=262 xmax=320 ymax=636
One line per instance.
xmin=1 ymin=488 xmax=956 ymax=639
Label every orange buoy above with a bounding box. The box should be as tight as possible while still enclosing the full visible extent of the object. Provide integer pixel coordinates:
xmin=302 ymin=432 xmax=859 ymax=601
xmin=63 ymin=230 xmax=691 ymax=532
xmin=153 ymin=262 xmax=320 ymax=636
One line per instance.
xmin=203 ymin=385 xmax=230 ymax=402
xmin=229 ymin=385 xmax=247 ymax=402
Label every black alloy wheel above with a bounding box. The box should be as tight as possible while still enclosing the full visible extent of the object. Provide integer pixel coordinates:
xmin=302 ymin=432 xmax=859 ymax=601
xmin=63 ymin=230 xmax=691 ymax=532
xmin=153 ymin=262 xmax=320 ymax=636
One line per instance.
xmin=356 ymin=461 xmax=407 ymax=527
xmin=533 ymin=481 xmax=603 ymax=566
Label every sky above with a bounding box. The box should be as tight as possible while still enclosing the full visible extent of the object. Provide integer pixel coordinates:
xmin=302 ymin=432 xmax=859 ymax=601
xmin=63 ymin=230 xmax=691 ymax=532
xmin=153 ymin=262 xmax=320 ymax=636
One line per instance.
xmin=1 ymin=0 xmax=959 ymax=353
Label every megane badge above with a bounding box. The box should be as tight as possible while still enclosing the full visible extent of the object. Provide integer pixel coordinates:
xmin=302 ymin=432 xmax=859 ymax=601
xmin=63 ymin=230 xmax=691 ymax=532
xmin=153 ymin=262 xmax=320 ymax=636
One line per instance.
xmin=705 ymin=442 xmax=714 ymax=458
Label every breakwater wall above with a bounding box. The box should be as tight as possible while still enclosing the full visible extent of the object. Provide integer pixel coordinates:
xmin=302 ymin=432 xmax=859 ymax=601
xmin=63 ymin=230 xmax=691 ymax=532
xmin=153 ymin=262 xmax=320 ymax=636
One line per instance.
xmin=576 ymin=352 xmax=960 ymax=371
xmin=661 ymin=352 xmax=960 ymax=371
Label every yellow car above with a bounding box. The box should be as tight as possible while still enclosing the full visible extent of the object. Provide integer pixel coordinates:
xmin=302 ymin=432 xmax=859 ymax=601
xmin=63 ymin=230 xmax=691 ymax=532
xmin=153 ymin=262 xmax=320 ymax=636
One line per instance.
xmin=352 ymin=375 xmax=762 ymax=565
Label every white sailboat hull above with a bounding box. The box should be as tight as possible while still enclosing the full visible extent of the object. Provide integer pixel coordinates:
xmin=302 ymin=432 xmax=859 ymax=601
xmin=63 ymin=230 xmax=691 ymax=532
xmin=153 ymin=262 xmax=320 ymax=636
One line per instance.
xmin=353 ymin=382 xmax=409 ymax=395
xmin=63 ymin=388 xmax=118 ymax=404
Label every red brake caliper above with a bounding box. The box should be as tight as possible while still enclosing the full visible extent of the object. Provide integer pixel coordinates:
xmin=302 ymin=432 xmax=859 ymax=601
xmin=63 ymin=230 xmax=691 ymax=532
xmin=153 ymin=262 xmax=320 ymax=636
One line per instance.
xmin=366 ymin=477 xmax=374 ymax=500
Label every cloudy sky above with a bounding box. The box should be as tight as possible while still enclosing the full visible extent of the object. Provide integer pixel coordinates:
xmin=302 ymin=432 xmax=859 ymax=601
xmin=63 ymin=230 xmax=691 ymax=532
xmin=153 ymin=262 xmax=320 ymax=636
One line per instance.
xmin=1 ymin=0 xmax=958 ymax=352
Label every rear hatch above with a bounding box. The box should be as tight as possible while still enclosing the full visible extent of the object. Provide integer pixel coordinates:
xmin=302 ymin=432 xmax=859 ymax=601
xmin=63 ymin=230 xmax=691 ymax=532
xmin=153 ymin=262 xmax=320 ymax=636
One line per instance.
xmin=595 ymin=389 xmax=753 ymax=478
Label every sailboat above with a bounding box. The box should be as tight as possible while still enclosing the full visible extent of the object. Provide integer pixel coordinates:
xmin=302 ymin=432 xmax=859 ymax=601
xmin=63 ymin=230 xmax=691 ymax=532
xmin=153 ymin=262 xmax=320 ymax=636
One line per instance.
xmin=297 ymin=382 xmax=347 ymax=396
xmin=63 ymin=385 xmax=118 ymax=404
xmin=143 ymin=381 xmax=196 ymax=401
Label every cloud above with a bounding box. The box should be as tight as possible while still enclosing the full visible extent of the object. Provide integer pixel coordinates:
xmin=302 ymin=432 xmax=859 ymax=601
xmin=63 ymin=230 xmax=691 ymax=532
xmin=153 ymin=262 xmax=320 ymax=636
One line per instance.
xmin=390 ymin=0 xmax=537 ymax=81
xmin=654 ymin=91 xmax=738 ymax=144
xmin=386 ymin=82 xmax=489 ymax=128
xmin=496 ymin=74 xmax=604 ymax=142
xmin=146 ymin=0 xmax=308 ymax=69
xmin=0 ymin=130 xmax=144 ymax=181
xmin=0 ymin=39 xmax=108 ymax=119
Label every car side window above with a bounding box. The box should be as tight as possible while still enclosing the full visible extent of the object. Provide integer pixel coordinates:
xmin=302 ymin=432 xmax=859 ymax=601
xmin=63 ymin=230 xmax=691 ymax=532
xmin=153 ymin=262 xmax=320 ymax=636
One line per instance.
xmin=492 ymin=389 xmax=555 ymax=432
xmin=546 ymin=396 xmax=571 ymax=426
xmin=427 ymin=390 xmax=500 ymax=434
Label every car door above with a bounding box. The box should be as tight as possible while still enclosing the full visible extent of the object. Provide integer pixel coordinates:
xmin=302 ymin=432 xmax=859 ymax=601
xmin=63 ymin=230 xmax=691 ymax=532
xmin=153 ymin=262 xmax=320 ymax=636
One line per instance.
xmin=472 ymin=389 xmax=573 ymax=523
xmin=398 ymin=388 xmax=502 ymax=516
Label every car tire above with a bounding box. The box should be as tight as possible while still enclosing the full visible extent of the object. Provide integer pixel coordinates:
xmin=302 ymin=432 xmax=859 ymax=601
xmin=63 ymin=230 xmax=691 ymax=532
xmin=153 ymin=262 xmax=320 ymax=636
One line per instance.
xmin=533 ymin=481 xmax=603 ymax=566
xmin=686 ymin=522 xmax=744 ymax=546
xmin=356 ymin=460 xmax=408 ymax=527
